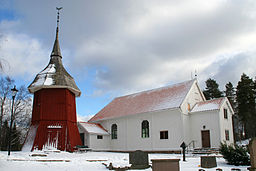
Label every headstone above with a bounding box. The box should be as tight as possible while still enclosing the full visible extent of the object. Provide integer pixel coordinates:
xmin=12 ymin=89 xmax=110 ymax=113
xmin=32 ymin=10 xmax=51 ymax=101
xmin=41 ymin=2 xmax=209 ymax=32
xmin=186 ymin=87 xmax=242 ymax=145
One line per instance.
xmin=248 ymin=138 xmax=256 ymax=171
xmin=129 ymin=150 xmax=150 ymax=169
xmin=200 ymin=156 xmax=217 ymax=168
xmin=151 ymin=159 xmax=180 ymax=171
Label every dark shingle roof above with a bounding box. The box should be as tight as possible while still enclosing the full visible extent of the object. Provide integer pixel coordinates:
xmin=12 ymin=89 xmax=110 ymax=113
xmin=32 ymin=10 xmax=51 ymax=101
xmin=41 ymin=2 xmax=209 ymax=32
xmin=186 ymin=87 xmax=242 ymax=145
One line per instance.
xmin=28 ymin=28 xmax=81 ymax=97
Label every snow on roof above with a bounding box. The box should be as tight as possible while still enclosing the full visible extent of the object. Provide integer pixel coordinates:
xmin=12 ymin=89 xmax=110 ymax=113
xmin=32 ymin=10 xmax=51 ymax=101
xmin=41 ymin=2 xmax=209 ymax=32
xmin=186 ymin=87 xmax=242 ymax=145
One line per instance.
xmin=190 ymin=97 xmax=225 ymax=113
xmin=78 ymin=122 xmax=109 ymax=135
xmin=31 ymin=64 xmax=56 ymax=87
xmin=89 ymin=79 xmax=196 ymax=122
xmin=28 ymin=27 xmax=81 ymax=97
xmin=28 ymin=57 xmax=81 ymax=97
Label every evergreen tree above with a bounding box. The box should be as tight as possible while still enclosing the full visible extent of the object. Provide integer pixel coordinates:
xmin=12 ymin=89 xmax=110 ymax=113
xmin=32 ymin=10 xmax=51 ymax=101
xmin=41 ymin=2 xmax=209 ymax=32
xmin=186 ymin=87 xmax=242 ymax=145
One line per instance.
xmin=225 ymin=82 xmax=236 ymax=109
xmin=225 ymin=82 xmax=240 ymax=141
xmin=236 ymin=73 xmax=256 ymax=139
xmin=203 ymin=78 xmax=223 ymax=100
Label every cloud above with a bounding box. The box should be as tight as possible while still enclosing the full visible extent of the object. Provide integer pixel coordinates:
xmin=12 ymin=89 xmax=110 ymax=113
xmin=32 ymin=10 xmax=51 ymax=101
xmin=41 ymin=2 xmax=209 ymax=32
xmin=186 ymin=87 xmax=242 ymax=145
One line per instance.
xmin=71 ymin=0 xmax=256 ymax=94
xmin=0 ymin=22 xmax=49 ymax=79
xmin=202 ymin=51 xmax=256 ymax=89
xmin=2 ymin=0 xmax=256 ymax=96
xmin=77 ymin=114 xmax=93 ymax=122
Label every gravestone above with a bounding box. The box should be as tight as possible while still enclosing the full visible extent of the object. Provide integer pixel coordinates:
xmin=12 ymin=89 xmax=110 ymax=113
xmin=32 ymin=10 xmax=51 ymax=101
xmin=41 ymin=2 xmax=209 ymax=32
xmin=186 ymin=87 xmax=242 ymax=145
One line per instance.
xmin=248 ymin=138 xmax=256 ymax=171
xmin=200 ymin=156 xmax=217 ymax=168
xmin=129 ymin=150 xmax=150 ymax=169
xmin=151 ymin=159 xmax=180 ymax=171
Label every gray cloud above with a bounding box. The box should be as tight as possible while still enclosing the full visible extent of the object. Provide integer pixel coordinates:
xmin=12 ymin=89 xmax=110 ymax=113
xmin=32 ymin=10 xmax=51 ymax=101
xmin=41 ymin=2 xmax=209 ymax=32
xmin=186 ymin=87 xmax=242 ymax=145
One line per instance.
xmin=2 ymin=0 xmax=256 ymax=95
xmin=202 ymin=51 xmax=256 ymax=90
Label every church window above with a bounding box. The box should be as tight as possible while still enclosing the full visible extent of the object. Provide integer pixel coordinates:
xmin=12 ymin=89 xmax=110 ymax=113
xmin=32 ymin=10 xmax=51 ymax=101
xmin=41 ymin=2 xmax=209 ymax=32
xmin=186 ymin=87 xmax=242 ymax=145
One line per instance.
xmin=225 ymin=130 xmax=230 ymax=141
xmin=111 ymin=124 xmax=117 ymax=139
xmin=160 ymin=131 xmax=168 ymax=139
xmin=224 ymin=109 xmax=228 ymax=119
xmin=97 ymin=135 xmax=103 ymax=139
xmin=142 ymin=120 xmax=149 ymax=138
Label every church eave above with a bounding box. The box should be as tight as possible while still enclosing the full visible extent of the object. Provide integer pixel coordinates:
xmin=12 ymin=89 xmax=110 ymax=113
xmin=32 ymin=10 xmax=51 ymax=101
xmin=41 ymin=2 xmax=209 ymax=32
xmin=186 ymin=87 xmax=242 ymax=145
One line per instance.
xmin=28 ymin=85 xmax=81 ymax=97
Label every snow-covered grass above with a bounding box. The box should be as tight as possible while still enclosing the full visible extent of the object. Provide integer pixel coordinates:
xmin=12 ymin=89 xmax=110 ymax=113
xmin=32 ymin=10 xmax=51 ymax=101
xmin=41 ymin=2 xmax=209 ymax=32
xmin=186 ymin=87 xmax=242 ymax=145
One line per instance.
xmin=0 ymin=151 xmax=250 ymax=171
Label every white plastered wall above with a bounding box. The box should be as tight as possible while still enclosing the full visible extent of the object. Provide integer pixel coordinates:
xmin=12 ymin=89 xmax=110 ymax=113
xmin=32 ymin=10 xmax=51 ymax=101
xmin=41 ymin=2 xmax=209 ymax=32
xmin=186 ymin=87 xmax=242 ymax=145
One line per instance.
xmin=77 ymin=123 xmax=110 ymax=150
xmin=89 ymin=134 xmax=110 ymax=150
xmin=189 ymin=110 xmax=221 ymax=148
xmin=218 ymin=98 xmax=234 ymax=145
xmin=99 ymin=108 xmax=184 ymax=151
xmin=180 ymin=80 xmax=206 ymax=146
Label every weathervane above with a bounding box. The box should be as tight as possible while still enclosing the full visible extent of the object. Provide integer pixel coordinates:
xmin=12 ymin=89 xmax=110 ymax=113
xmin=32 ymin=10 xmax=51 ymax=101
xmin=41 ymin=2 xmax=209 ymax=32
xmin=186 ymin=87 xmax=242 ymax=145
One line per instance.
xmin=56 ymin=7 xmax=63 ymax=30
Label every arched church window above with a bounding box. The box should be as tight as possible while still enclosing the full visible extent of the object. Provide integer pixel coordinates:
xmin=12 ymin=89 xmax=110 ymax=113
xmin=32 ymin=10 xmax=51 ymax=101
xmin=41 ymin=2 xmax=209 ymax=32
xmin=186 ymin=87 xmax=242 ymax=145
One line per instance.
xmin=142 ymin=120 xmax=149 ymax=138
xmin=111 ymin=124 xmax=117 ymax=139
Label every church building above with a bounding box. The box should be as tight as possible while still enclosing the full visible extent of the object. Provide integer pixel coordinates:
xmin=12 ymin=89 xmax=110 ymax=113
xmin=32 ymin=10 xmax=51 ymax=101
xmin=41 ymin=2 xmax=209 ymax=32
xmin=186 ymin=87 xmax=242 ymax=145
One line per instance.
xmin=78 ymin=79 xmax=234 ymax=152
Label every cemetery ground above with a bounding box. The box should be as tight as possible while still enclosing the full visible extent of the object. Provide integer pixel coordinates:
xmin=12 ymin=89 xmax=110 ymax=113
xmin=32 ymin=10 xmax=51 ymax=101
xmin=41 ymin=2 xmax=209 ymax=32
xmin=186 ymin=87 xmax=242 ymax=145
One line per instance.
xmin=0 ymin=151 xmax=250 ymax=171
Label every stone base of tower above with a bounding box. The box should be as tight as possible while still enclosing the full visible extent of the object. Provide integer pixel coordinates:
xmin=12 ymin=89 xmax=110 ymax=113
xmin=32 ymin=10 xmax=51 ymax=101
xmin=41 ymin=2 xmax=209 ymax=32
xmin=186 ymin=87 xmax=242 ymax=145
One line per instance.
xmin=23 ymin=121 xmax=82 ymax=152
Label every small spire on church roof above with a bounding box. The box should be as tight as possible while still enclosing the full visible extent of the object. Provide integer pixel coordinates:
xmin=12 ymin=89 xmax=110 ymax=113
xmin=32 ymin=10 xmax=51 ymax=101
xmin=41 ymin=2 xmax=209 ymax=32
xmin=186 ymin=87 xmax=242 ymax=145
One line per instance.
xmin=51 ymin=7 xmax=63 ymax=58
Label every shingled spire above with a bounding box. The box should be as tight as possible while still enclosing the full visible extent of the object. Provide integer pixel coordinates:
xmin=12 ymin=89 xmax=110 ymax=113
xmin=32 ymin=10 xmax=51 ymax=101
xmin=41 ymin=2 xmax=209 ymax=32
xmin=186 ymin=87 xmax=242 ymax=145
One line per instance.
xmin=28 ymin=8 xmax=81 ymax=97
xmin=51 ymin=7 xmax=62 ymax=57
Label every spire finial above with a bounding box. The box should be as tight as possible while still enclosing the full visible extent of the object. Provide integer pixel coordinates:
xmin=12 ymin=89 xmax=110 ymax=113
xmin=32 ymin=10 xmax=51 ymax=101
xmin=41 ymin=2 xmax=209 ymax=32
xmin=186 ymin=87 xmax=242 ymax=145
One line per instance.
xmin=56 ymin=7 xmax=62 ymax=30
xmin=51 ymin=7 xmax=63 ymax=58
xmin=56 ymin=7 xmax=63 ymax=36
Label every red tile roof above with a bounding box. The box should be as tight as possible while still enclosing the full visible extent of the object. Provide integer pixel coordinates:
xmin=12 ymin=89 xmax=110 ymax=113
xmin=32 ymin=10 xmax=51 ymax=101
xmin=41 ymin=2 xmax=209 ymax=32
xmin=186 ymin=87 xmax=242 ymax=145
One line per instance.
xmin=191 ymin=97 xmax=225 ymax=113
xmin=89 ymin=79 xmax=196 ymax=122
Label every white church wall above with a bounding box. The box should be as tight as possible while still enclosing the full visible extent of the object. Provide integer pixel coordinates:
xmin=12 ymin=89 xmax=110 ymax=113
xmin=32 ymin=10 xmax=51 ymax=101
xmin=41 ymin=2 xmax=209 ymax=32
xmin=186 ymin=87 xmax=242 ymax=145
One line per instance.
xmin=218 ymin=99 xmax=234 ymax=145
xmin=99 ymin=108 xmax=184 ymax=151
xmin=190 ymin=110 xmax=221 ymax=148
xmin=151 ymin=109 xmax=184 ymax=151
xmin=180 ymin=81 xmax=205 ymax=146
xmin=89 ymin=134 xmax=110 ymax=150
xmin=100 ymin=118 xmax=127 ymax=151
xmin=125 ymin=112 xmax=153 ymax=151
xmin=181 ymin=112 xmax=191 ymax=145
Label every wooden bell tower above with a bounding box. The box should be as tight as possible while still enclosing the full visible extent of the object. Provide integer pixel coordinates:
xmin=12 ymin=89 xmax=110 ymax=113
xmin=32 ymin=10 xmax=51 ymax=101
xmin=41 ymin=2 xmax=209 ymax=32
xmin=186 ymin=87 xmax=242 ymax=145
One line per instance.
xmin=23 ymin=8 xmax=82 ymax=151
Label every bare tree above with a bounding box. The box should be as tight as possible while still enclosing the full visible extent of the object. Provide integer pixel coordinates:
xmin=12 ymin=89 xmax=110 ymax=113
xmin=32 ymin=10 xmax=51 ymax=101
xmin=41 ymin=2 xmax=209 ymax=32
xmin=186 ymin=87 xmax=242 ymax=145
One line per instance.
xmin=0 ymin=77 xmax=32 ymax=150
xmin=0 ymin=77 xmax=14 ymax=150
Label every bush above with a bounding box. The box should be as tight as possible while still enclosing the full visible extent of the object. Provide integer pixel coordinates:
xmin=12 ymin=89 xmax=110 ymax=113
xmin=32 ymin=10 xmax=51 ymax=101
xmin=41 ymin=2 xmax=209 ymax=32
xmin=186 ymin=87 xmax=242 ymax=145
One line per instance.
xmin=219 ymin=143 xmax=250 ymax=166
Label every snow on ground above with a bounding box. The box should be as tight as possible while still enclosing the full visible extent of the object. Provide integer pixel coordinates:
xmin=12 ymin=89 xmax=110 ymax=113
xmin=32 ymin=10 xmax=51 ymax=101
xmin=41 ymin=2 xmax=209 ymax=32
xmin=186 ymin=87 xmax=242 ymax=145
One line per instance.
xmin=0 ymin=151 xmax=250 ymax=171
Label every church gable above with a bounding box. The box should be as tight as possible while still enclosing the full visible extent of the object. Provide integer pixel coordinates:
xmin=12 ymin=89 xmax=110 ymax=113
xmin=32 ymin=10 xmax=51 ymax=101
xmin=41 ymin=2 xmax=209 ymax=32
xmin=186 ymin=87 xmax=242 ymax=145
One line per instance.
xmin=180 ymin=80 xmax=206 ymax=114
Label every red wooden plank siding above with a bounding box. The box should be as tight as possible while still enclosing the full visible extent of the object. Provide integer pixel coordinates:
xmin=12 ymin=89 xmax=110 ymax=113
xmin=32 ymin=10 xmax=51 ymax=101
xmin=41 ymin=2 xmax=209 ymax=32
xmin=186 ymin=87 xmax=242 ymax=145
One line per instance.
xmin=30 ymin=88 xmax=81 ymax=152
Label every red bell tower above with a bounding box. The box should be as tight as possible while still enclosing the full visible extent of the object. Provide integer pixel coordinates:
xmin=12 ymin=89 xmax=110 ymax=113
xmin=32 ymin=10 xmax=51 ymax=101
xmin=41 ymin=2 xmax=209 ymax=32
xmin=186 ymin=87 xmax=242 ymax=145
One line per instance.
xmin=23 ymin=8 xmax=82 ymax=152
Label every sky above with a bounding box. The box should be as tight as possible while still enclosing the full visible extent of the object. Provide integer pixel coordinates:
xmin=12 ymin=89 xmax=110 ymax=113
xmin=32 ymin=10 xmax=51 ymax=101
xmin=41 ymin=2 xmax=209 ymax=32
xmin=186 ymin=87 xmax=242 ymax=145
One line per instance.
xmin=0 ymin=0 xmax=256 ymax=119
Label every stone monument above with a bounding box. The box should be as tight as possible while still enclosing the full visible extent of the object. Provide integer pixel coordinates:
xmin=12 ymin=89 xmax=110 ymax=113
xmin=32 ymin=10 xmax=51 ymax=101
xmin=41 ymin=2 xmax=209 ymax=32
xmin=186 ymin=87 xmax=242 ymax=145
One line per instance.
xmin=200 ymin=156 xmax=217 ymax=168
xmin=129 ymin=150 xmax=150 ymax=169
